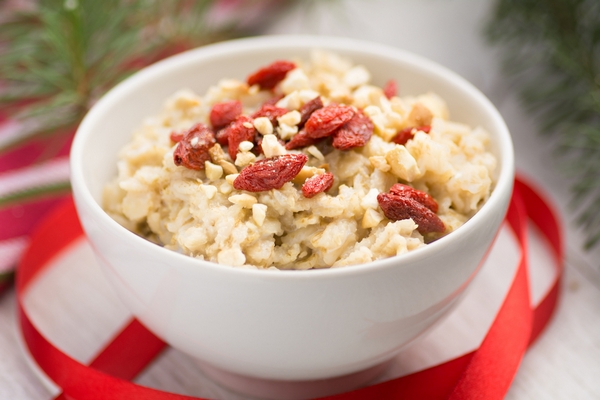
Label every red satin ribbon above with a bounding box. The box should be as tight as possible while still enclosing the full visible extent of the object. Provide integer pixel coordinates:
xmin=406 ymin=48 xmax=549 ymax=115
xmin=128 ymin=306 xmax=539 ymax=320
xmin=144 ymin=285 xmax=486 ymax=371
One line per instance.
xmin=16 ymin=176 xmax=563 ymax=400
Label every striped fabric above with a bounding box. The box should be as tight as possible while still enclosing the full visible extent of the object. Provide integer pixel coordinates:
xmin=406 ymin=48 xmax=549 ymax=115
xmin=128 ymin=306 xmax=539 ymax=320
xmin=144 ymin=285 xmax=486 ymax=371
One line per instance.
xmin=0 ymin=114 xmax=73 ymax=292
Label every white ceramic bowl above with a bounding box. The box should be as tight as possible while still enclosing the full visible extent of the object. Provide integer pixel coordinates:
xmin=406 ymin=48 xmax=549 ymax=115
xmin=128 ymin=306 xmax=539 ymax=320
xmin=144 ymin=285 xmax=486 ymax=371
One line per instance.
xmin=70 ymin=35 xmax=513 ymax=397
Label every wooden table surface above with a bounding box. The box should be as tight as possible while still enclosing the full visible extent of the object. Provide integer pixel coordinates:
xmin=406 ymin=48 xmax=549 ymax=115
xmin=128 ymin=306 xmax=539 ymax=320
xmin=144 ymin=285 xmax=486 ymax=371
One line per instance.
xmin=2 ymin=1 xmax=600 ymax=399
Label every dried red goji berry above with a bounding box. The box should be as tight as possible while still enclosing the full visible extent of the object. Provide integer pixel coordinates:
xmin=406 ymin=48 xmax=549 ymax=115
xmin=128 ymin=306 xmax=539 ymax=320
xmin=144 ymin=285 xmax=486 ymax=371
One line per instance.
xmin=170 ymin=130 xmax=184 ymax=143
xmin=391 ymin=125 xmax=431 ymax=145
xmin=247 ymin=60 xmax=296 ymax=90
xmin=263 ymin=94 xmax=284 ymax=106
xmin=389 ymin=183 xmax=438 ymax=213
xmin=285 ymin=130 xmax=320 ymax=150
xmin=226 ymin=115 xmax=256 ymax=160
xmin=210 ymin=100 xmax=243 ymax=130
xmin=298 ymin=96 xmax=324 ymax=128
xmin=251 ymin=103 xmax=289 ymax=127
xmin=377 ymin=192 xmax=445 ymax=234
xmin=332 ymin=109 xmax=374 ymax=150
xmin=173 ymin=123 xmax=216 ymax=170
xmin=302 ymin=172 xmax=334 ymax=198
xmin=305 ymin=104 xmax=355 ymax=139
xmin=383 ymin=79 xmax=397 ymax=99
xmin=233 ymin=153 xmax=308 ymax=192
xmin=215 ymin=128 xmax=229 ymax=146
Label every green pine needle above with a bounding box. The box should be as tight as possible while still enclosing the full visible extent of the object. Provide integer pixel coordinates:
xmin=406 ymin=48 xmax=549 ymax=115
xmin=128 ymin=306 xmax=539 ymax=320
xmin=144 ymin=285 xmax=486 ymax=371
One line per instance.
xmin=0 ymin=0 xmax=283 ymax=152
xmin=487 ymin=0 xmax=600 ymax=249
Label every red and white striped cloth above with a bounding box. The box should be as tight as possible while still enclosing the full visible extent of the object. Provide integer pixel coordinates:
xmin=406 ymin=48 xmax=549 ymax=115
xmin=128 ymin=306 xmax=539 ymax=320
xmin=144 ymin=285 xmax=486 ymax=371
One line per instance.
xmin=0 ymin=112 xmax=73 ymax=291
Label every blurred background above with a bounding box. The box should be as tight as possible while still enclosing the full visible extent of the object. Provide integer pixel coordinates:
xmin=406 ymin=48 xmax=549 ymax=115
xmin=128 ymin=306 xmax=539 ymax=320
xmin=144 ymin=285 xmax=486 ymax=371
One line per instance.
xmin=1 ymin=0 xmax=599 ymax=398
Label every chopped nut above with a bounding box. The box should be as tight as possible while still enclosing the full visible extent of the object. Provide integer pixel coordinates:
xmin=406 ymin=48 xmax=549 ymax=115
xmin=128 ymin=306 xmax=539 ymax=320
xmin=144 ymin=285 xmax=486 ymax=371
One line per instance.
xmin=238 ymin=140 xmax=254 ymax=152
xmin=234 ymin=151 xmax=256 ymax=167
xmin=362 ymin=208 xmax=384 ymax=229
xmin=276 ymin=123 xmax=298 ymax=140
xmin=204 ymin=161 xmax=224 ymax=180
xmin=253 ymin=117 xmax=274 ymax=136
xmin=225 ymin=173 xmax=239 ymax=185
xmin=343 ymin=65 xmax=371 ymax=88
xmin=386 ymin=145 xmax=422 ymax=182
xmin=276 ymin=91 xmax=302 ymax=110
xmin=228 ymin=193 xmax=257 ymax=208
xmin=242 ymin=121 xmax=254 ymax=129
xmin=219 ymin=181 xmax=233 ymax=194
xmin=261 ymin=134 xmax=287 ymax=158
xmin=360 ymin=188 xmax=380 ymax=210
xmin=208 ymin=143 xmax=226 ymax=163
xmin=199 ymin=184 xmax=218 ymax=200
xmin=280 ymin=68 xmax=310 ymax=94
xmin=406 ymin=102 xmax=433 ymax=127
xmin=369 ymin=155 xmax=391 ymax=172
xmin=278 ymin=110 xmax=301 ymax=127
xmin=292 ymin=166 xmax=327 ymax=184
xmin=218 ymin=160 xmax=238 ymax=175
xmin=252 ymin=203 xmax=268 ymax=226
xmin=306 ymin=145 xmax=325 ymax=162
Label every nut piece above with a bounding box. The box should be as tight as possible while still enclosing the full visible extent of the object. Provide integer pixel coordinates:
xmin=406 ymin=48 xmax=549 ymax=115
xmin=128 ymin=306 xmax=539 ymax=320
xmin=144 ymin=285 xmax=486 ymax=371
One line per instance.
xmin=198 ymin=184 xmax=218 ymax=200
xmin=228 ymin=193 xmax=257 ymax=208
xmin=292 ymin=166 xmax=327 ymax=184
xmin=218 ymin=160 xmax=238 ymax=175
xmin=385 ymin=145 xmax=422 ymax=182
xmin=253 ymin=117 xmax=274 ymax=136
xmin=235 ymin=151 xmax=257 ymax=168
xmin=278 ymin=110 xmax=301 ymax=127
xmin=369 ymin=156 xmax=390 ymax=172
xmin=204 ymin=161 xmax=224 ymax=180
xmin=261 ymin=134 xmax=287 ymax=158
xmin=362 ymin=208 xmax=384 ymax=229
xmin=406 ymin=102 xmax=433 ymax=127
xmin=252 ymin=203 xmax=268 ymax=226
xmin=208 ymin=143 xmax=226 ymax=163
xmin=238 ymin=140 xmax=254 ymax=152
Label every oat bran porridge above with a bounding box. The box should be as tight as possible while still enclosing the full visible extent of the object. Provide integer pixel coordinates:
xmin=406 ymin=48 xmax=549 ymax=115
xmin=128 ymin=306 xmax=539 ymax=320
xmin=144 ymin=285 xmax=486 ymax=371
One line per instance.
xmin=103 ymin=51 xmax=497 ymax=270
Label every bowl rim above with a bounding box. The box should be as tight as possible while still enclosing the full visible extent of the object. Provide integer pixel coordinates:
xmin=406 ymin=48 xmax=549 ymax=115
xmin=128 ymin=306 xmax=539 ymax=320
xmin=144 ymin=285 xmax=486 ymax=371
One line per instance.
xmin=70 ymin=34 xmax=515 ymax=280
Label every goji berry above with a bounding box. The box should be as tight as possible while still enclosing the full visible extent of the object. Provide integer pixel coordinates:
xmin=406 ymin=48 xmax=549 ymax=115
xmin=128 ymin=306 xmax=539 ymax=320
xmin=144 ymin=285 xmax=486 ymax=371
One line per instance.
xmin=170 ymin=130 xmax=184 ymax=143
xmin=298 ymin=96 xmax=324 ymax=128
xmin=215 ymin=128 xmax=229 ymax=146
xmin=247 ymin=60 xmax=296 ymax=90
xmin=251 ymin=103 xmax=289 ymax=127
xmin=332 ymin=110 xmax=374 ymax=150
xmin=285 ymin=130 xmax=320 ymax=150
xmin=226 ymin=115 xmax=256 ymax=160
xmin=263 ymin=94 xmax=284 ymax=106
xmin=391 ymin=125 xmax=431 ymax=145
xmin=383 ymin=79 xmax=397 ymax=99
xmin=389 ymin=183 xmax=438 ymax=213
xmin=233 ymin=153 xmax=308 ymax=192
xmin=302 ymin=172 xmax=334 ymax=198
xmin=173 ymin=123 xmax=216 ymax=170
xmin=377 ymin=192 xmax=445 ymax=234
xmin=305 ymin=104 xmax=355 ymax=139
xmin=210 ymin=100 xmax=243 ymax=130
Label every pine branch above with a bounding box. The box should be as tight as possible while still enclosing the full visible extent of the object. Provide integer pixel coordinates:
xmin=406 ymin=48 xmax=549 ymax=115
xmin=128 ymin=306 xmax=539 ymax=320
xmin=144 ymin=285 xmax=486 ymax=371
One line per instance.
xmin=0 ymin=0 xmax=289 ymax=152
xmin=487 ymin=0 xmax=600 ymax=249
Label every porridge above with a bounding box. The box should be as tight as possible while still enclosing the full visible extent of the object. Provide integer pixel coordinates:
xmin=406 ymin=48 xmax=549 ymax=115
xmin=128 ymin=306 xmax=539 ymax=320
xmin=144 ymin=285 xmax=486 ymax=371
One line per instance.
xmin=103 ymin=51 xmax=497 ymax=270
